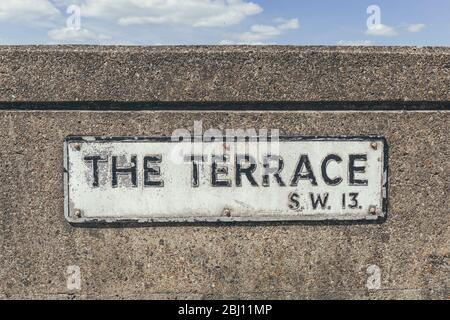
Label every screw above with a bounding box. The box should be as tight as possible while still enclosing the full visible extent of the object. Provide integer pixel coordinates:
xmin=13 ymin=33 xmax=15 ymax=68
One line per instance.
xmin=370 ymin=142 xmax=378 ymax=150
xmin=368 ymin=206 xmax=377 ymax=215
xmin=73 ymin=144 xmax=81 ymax=151
xmin=223 ymin=208 xmax=231 ymax=217
xmin=74 ymin=209 xmax=82 ymax=218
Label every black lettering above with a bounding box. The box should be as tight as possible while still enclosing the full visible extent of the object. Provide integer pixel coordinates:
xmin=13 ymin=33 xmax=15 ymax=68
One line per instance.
xmin=290 ymin=154 xmax=318 ymax=186
xmin=310 ymin=193 xmax=329 ymax=209
xmin=349 ymin=154 xmax=368 ymax=186
xmin=143 ymin=155 xmax=163 ymax=187
xmin=262 ymin=155 xmax=286 ymax=187
xmin=321 ymin=154 xmax=343 ymax=185
xmin=235 ymin=154 xmax=258 ymax=187
xmin=288 ymin=192 xmax=300 ymax=210
xmin=112 ymin=155 xmax=137 ymax=187
xmin=184 ymin=155 xmax=206 ymax=187
xmin=348 ymin=192 xmax=359 ymax=208
xmin=212 ymin=155 xmax=231 ymax=187
xmin=84 ymin=155 xmax=107 ymax=187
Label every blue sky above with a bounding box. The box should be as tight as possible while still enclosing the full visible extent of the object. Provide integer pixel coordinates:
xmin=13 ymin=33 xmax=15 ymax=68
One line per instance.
xmin=0 ymin=0 xmax=449 ymax=46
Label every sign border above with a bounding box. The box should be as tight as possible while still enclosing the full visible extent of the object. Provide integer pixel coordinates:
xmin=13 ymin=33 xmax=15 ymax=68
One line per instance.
xmin=63 ymin=135 xmax=388 ymax=225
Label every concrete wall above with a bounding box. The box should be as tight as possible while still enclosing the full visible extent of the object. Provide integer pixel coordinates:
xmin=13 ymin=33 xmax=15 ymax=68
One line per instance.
xmin=0 ymin=46 xmax=448 ymax=299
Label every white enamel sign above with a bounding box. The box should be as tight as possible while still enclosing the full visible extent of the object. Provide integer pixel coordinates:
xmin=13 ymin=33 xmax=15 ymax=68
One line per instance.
xmin=64 ymin=136 xmax=388 ymax=223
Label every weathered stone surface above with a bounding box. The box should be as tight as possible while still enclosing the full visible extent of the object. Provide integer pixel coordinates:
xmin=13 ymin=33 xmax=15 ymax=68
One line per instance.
xmin=0 ymin=110 xmax=448 ymax=299
xmin=0 ymin=46 xmax=448 ymax=299
xmin=0 ymin=46 xmax=449 ymax=103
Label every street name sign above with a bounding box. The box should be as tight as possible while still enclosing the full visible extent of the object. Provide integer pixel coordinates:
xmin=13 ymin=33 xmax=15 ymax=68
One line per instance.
xmin=64 ymin=136 xmax=388 ymax=223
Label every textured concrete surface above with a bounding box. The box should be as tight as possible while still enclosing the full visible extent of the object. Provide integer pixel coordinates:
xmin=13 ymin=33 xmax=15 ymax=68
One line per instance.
xmin=0 ymin=110 xmax=448 ymax=299
xmin=0 ymin=46 xmax=449 ymax=299
xmin=0 ymin=46 xmax=450 ymax=103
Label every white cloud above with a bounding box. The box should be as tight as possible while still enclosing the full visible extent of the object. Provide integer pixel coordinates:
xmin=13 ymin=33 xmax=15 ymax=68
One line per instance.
xmin=366 ymin=23 xmax=398 ymax=36
xmin=405 ymin=23 xmax=426 ymax=33
xmin=337 ymin=40 xmax=373 ymax=46
xmin=79 ymin=0 xmax=262 ymax=28
xmin=0 ymin=0 xmax=60 ymax=21
xmin=222 ymin=18 xmax=299 ymax=44
xmin=366 ymin=22 xmax=427 ymax=37
xmin=48 ymin=27 xmax=110 ymax=42
xmin=274 ymin=17 xmax=299 ymax=30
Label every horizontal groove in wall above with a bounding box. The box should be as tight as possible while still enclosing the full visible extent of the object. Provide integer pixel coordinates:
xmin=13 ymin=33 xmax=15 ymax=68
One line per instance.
xmin=0 ymin=101 xmax=449 ymax=111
